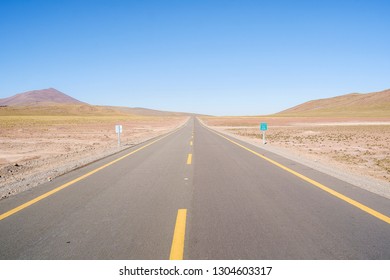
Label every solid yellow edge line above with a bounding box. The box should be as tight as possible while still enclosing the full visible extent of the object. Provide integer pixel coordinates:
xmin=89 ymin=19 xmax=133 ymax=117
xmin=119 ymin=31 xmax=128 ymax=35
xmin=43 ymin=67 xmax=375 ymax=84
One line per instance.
xmin=170 ymin=209 xmax=187 ymax=260
xmin=0 ymin=129 xmax=178 ymax=221
xmin=187 ymin=153 xmax=192 ymax=165
xmin=208 ymin=128 xmax=390 ymax=225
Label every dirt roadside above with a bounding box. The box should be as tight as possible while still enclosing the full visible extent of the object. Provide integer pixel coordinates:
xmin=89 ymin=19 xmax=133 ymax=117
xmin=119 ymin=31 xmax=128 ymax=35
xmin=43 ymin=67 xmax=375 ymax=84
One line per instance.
xmin=0 ymin=116 xmax=189 ymax=199
xmin=199 ymin=118 xmax=390 ymax=199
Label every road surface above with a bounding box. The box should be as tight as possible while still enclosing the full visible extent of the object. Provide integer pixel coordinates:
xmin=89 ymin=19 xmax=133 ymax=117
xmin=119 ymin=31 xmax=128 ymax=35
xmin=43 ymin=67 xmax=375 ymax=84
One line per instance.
xmin=0 ymin=117 xmax=389 ymax=259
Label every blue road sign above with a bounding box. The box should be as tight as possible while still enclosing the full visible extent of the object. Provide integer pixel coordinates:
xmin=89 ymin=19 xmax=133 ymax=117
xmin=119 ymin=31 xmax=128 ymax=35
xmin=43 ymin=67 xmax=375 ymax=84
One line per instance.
xmin=260 ymin=123 xmax=268 ymax=131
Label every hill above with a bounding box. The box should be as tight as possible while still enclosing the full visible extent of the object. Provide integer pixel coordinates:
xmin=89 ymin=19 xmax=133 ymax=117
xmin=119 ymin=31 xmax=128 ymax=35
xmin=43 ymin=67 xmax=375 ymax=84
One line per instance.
xmin=0 ymin=88 xmax=86 ymax=106
xmin=278 ymin=89 xmax=390 ymax=117
xmin=0 ymin=88 xmax=189 ymax=117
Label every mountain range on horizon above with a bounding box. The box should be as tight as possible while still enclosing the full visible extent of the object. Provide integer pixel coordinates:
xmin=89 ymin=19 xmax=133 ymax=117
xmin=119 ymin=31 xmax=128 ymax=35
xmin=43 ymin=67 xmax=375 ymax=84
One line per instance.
xmin=1 ymin=87 xmax=389 ymax=117
xmin=0 ymin=88 xmax=189 ymax=116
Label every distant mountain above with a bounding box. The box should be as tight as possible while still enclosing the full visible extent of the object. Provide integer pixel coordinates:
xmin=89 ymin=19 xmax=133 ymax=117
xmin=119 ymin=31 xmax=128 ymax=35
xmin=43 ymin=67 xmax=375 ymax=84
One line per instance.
xmin=278 ymin=89 xmax=390 ymax=117
xmin=106 ymin=106 xmax=189 ymax=116
xmin=0 ymin=88 xmax=190 ymax=117
xmin=0 ymin=88 xmax=86 ymax=106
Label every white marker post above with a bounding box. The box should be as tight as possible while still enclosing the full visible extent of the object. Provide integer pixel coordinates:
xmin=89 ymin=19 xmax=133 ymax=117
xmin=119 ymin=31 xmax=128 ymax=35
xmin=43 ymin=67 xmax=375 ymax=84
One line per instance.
xmin=260 ymin=122 xmax=268 ymax=144
xmin=115 ymin=124 xmax=123 ymax=147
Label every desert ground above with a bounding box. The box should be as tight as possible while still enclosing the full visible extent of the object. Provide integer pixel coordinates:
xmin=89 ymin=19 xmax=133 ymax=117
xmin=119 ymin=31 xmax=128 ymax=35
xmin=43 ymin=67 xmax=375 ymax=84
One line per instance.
xmin=0 ymin=115 xmax=188 ymax=199
xmin=2 ymin=112 xmax=389 ymax=200
xmin=201 ymin=116 xmax=390 ymax=196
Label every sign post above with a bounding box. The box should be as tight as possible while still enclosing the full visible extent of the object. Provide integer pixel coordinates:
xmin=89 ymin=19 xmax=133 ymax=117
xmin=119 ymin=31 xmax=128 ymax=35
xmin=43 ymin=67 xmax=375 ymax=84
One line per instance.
xmin=260 ymin=122 xmax=268 ymax=144
xmin=115 ymin=125 xmax=123 ymax=147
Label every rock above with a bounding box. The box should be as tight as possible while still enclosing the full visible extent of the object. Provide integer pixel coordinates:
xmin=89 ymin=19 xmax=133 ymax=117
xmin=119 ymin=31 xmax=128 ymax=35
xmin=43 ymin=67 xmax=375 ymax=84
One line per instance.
xmin=47 ymin=177 xmax=52 ymax=181
xmin=14 ymin=163 xmax=20 ymax=167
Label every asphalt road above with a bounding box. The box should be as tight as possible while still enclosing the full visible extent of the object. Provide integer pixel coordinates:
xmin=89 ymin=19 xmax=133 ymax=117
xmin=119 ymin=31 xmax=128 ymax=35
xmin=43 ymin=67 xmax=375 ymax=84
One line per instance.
xmin=0 ymin=117 xmax=389 ymax=259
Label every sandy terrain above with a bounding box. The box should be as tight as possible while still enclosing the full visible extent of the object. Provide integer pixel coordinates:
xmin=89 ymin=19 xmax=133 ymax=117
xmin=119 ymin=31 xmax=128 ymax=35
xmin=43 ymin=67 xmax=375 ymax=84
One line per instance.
xmin=0 ymin=115 xmax=188 ymax=199
xmin=201 ymin=116 xmax=390 ymax=198
xmin=2 ymin=113 xmax=389 ymax=200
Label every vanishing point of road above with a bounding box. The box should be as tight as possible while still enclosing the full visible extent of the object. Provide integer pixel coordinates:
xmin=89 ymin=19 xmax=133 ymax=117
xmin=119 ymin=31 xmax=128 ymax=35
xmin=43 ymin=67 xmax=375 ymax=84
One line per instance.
xmin=0 ymin=117 xmax=389 ymax=259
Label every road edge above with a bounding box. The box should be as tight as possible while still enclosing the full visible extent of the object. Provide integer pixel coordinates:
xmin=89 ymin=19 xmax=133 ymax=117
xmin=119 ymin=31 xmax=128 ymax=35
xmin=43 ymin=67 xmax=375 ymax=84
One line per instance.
xmin=197 ymin=117 xmax=390 ymax=200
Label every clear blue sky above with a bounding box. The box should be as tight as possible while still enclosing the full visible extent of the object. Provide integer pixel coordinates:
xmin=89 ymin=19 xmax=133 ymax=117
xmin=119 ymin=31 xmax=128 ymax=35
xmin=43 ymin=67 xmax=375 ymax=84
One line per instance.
xmin=1 ymin=0 xmax=389 ymax=115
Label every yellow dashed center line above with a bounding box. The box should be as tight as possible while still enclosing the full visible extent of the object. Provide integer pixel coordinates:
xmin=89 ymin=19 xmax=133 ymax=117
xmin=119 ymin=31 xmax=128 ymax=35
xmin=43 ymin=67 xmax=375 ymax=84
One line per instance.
xmin=186 ymin=154 xmax=192 ymax=165
xmin=170 ymin=209 xmax=187 ymax=260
